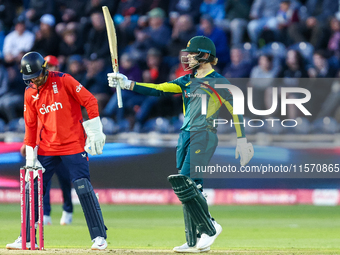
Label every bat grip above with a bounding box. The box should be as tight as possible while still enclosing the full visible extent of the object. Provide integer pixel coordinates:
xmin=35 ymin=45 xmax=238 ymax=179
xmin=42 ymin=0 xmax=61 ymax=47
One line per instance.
xmin=116 ymin=73 xmax=123 ymax=108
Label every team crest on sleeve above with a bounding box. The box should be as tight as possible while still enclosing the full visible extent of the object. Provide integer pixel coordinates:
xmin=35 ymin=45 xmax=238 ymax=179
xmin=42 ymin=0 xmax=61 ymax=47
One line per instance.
xmin=52 ymin=82 xmax=58 ymax=94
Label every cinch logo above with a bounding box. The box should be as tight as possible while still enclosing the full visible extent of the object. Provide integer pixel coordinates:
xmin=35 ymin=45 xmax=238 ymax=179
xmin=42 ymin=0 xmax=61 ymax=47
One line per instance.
xmin=39 ymin=102 xmax=63 ymax=115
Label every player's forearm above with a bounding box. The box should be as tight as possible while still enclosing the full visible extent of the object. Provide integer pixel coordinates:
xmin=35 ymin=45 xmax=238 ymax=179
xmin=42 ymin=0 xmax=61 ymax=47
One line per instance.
xmin=24 ymin=127 xmax=37 ymax=148
xmin=24 ymin=105 xmax=38 ymax=147
xmin=83 ymin=95 xmax=100 ymax=119
xmin=71 ymin=84 xmax=99 ymax=119
xmin=130 ymin=81 xmax=136 ymax=90
xmin=233 ymin=114 xmax=246 ymax=138
xmin=132 ymin=82 xmax=182 ymax=96
xmin=132 ymin=82 xmax=165 ymax=97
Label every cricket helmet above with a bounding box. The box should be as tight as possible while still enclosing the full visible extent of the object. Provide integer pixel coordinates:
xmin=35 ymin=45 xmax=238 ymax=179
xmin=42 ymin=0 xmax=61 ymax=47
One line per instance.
xmin=20 ymin=52 xmax=47 ymax=80
xmin=182 ymin=36 xmax=216 ymax=59
xmin=44 ymin=55 xmax=59 ymax=67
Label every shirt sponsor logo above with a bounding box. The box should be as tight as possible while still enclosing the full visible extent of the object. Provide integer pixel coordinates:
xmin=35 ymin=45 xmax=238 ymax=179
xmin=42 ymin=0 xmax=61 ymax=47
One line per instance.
xmin=39 ymin=102 xmax=63 ymax=115
xmin=52 ymin=82 xmax=58 ymax=94
xmin=76 ymin=84 xmax=83 ymax=92
xmin=184 ymin=90 xmax=202 ymax=98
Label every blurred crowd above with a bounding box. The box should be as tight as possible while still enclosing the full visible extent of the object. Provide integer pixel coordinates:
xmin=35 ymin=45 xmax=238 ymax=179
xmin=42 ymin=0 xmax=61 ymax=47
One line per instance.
xmin=0 ymin=0 xmax=340 ymax=135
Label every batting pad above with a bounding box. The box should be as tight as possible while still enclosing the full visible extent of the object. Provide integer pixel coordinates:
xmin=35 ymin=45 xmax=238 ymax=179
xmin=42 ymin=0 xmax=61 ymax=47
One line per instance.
xmin=24 ymin=181 xmax=38 ymax=242
xmin=74 ymin=178 xmax=107 ymax=240
xmin=168 ymin=174 xmax=216 ymax=236
xmin=183 ymin=204 xmax=198 ymax=247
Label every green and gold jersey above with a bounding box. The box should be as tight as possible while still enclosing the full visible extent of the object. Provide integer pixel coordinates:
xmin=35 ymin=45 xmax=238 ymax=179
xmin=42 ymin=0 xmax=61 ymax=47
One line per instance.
xmin=133 ymin=69 xmax=245 ymax=138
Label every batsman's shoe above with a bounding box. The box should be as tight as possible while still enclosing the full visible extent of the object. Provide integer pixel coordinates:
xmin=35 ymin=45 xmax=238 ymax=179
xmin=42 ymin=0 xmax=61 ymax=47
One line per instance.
xmin=43 ymin=215 xmax=52 ymax=225
xmin=91 ymin=236 xmax=107 ymax=250
xmin=196 ymin=221 xmax=222 ymax=250
xmin=6 ymin=236 xmax=38 ymax=250
xmin=6 ymin=236 xmax=24 ymax=250
xmin=60 ymin=211 xmax=73 ymax=225
xmin=173 ymin=242 xmax=210 ymax=253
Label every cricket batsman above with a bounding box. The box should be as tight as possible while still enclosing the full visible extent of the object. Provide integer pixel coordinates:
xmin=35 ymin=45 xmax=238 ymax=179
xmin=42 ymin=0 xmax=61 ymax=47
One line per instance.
xmin=19 ymin=55 xmax=74 ymax=226
xmin=6 ymin=51 xmax=108 ymax=250
xmin=107 ymin=36 xmax=254 ymax=253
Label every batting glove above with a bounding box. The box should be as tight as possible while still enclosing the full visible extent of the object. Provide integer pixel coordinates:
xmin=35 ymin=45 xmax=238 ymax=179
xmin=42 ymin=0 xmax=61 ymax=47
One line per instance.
xmin=26 ymin=146 xmax=45 ymax=169
xmin=235 ymin=138 xmax=254 ymax=166
xmin=25 ymin=145 xmax=45 ymax=182
xmin=82 ymin=116 xmax=106 ymax=156
xmin=24 ymin=166 xmax=45 ymax=182
xmin=107 ymin=73 xmax=132 ymax=90
xmin=25 ymin=145 xmax=36 ymax=168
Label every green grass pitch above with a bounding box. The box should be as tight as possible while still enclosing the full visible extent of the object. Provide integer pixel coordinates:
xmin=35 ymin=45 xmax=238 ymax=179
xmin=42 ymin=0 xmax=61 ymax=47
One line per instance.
xmin=0 ymin=204 xmax=340 ymax=254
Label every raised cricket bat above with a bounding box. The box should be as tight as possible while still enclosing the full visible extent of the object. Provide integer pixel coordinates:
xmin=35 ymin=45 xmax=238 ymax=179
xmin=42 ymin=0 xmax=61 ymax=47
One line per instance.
xmin=102 ymin=6 xmax=123 ymax=108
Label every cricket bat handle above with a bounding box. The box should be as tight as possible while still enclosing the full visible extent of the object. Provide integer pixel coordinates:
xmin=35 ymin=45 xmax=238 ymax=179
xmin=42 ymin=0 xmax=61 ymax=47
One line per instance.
xmin=116 ymin=73 xmax=123 ymax=108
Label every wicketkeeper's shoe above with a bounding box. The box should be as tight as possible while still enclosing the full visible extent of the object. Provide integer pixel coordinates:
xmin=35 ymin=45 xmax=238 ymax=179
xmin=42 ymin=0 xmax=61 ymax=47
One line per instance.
xmin=60 ymin=211 xmax=73 ymax=225
xmin=173 ymin=242 xmax=210 ymax=253
xmin=43 ymin=215 xmax=52 ymax=225
xmin=91 ymin=236 xmax=107 ymax=250
xmin=6 ymin=236 xmax=39 ymax=250
xmin=196 ymin=221 xmax=222 ymax=250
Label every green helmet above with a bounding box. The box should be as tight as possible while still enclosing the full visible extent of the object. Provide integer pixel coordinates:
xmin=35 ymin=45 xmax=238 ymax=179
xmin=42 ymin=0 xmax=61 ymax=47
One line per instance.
xmin=182 ymin=36 xmax=216 ymax=57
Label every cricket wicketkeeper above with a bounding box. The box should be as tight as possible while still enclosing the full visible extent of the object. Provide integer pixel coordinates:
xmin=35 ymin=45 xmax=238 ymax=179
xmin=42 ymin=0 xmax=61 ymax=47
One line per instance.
xmin=6 ymin=52 xmax=108 ymax=250
xmin=108 ymin=36 xmax=254 ymax=253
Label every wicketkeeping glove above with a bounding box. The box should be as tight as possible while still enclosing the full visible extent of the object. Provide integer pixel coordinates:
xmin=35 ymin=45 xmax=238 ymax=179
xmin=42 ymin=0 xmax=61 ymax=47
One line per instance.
xmin=235 ymin=138 xmax=254 ymax=166
xmin=82 ymin=117 xmax=106 ymax=156
xmin=25 ymin=145 xmax=45 ymax=182
xmin=107 ymin=73 xmax=132 ymax=90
